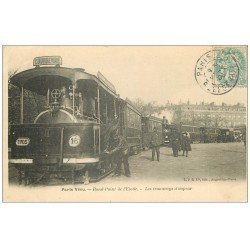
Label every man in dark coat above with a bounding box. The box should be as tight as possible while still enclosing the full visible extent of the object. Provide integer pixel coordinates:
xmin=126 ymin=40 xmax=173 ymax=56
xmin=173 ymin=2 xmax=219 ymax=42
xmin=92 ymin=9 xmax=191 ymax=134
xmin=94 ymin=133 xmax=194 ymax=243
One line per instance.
xmin=171 ymin=132 xmax=180 ymax=157
xmin=151 ymin=127 xmax=161 ymax=161
xmin=107 ymin=131 xmax=131 ymax=177
xmin=181 ymin=132 xmax=192 ymax=157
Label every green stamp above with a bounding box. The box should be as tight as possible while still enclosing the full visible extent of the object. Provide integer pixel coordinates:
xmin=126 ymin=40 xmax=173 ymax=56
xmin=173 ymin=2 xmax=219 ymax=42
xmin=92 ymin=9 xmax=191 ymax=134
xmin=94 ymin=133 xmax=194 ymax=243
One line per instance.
xmin=215 ymin=47 xmax=247 ymax=88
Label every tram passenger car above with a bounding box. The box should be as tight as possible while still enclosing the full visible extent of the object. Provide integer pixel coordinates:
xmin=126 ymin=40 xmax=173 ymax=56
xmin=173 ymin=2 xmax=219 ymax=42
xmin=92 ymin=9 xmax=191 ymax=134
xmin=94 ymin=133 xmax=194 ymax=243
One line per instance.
xmin=217 ymin=128 xmax=234 ymax=143
xmin=233 ymin=125 xmax=246 ymax=142
xmin=120 ymin=98 xmax=142 ymax=154
xmin=8 ymin=56 xmax=138 ymax=185
xmin=199 ymin=127 xmax=218 ymax=143
xmin=141 ymin=116 xmax=164 ymax=149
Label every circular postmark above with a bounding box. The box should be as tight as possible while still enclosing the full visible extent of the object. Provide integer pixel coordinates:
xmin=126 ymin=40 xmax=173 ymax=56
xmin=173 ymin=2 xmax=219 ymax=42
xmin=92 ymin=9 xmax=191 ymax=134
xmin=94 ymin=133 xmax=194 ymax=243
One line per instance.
xmin=195 ymin=50 xmax=239 ymax=95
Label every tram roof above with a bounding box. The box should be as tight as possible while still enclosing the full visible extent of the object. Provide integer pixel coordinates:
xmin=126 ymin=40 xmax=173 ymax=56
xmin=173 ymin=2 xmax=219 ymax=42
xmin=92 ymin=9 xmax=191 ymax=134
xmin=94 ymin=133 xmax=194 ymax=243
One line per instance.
xmin=148 ymin=116 xmax=163 ymax=122
xmin=182 ymin=124 xmax=200 ymax=128
xmin=125 ymin=98 xmax=141 ymax=115
xmin=10 ymin=66 xmax=117 ymax=96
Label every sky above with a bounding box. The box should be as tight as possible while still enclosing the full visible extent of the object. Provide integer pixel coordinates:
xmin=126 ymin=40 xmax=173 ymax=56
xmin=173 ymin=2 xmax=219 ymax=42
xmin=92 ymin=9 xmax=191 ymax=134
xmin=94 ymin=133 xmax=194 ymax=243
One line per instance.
xmin=4 ymin=46 xmax=247 ymax=107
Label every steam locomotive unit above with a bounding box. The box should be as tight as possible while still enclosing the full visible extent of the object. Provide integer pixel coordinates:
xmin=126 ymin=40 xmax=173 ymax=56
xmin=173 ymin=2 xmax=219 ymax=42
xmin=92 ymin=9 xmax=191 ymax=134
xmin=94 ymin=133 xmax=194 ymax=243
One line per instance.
xmin=8 ymin=56 xmax=141 ymax=185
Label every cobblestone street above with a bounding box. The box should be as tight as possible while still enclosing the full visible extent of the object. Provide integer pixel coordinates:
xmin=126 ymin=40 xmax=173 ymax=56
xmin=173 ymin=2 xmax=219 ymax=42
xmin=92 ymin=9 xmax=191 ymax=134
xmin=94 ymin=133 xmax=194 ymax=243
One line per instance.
xmin=8 ymin=142 xmax=247 ymax=186
xmin=7 ymin=142 xmax=247 ymax=203
xmin=101 ymin=142 xmax=246 ymax=184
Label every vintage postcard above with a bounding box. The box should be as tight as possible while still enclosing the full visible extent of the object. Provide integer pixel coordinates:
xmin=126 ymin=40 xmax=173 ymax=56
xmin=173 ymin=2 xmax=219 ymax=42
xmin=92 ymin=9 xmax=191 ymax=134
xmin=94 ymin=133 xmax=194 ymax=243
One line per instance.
xmin=2 ymin=45 xmax=247 ymax=202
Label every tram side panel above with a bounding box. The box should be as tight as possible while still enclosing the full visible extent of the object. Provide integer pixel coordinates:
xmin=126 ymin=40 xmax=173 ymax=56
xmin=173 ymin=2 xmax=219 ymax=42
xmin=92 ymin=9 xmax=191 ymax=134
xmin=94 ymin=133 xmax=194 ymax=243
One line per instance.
xmin=141 ymin=116 xmax=164 ymax=148
xmin=10 ymin=123 xmax=99 ymax=167
xmin=141 ymin=117 xmax=151 ymax=149
xmin=123 ymin=103 xmax=142 ymax=154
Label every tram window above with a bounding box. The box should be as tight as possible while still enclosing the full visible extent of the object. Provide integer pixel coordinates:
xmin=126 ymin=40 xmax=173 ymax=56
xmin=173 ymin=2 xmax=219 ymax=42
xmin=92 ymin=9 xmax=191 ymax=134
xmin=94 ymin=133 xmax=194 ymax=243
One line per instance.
xmin=127 ymin=108 xmax=140 ymax=129
xmin=108 ymin=98 xmax=116 ymax=120
xmin=99 ymin=92 xmax=118 ymax=124
xmin=59 ymin=86 xmax=72 ymax=109
xmin=148 ymin=121 xmax=151 ymax=131
xmin=23 ymin=89 xmax=47 ymax=123
xmin=151 ymin=121 xmax=154 ymax=131
xmin=141 ymin=121 xmax=148 ymax=132
xmin=127 ymin=109 xmax=132 ymax=127
xmin=157 ymin=122 xmax=162 ymax=131
xmin=77 ymin=91 xmax=95 ymax=118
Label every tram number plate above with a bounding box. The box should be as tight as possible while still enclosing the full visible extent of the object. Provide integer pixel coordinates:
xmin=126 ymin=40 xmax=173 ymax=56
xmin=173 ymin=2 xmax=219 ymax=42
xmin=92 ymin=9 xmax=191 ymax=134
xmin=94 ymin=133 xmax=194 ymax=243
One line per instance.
xmin=16 ymin=137 xmax=30 ymax=146
xmin=69 ymin=135 xmax=81 ymax=147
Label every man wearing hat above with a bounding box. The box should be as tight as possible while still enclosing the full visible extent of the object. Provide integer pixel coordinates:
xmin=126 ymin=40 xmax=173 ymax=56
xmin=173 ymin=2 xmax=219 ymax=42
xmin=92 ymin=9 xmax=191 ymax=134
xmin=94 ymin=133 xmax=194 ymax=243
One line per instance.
xmin=181 ymin=132 xmax=192 ymax=157
xmin=107 ymin=130 xmax=131 ymax=177
xmin=150 ymin=127 xmax=161 ymax=161
xmin=171 ymin=130 xmax=180 ymax=157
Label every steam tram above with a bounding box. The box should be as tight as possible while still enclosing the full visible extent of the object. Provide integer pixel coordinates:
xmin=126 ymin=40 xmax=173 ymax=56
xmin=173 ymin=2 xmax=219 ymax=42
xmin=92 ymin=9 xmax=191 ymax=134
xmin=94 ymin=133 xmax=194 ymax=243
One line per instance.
xmin=8 ymin=56 xmax=245 ymax=185
xmin=9 ymin=56 xmax=141 ymax=185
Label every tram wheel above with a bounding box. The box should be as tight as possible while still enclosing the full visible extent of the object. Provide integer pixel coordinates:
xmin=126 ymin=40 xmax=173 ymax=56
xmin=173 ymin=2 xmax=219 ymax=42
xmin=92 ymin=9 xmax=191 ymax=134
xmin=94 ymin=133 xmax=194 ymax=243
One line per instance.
xmin=83 ymin=170 xmax=90 ymax=185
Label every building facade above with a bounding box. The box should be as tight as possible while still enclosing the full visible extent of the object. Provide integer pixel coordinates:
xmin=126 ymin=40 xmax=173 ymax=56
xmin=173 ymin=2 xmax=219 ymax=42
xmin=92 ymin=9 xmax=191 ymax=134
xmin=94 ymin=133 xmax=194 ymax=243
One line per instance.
xmin=171 ymin=102 xmax=246 ymax=128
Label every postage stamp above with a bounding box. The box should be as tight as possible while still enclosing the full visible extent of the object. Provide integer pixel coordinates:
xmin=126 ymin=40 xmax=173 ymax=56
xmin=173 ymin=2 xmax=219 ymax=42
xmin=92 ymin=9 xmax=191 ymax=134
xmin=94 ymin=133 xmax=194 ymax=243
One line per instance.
xmin=195 ymin=46 xmax=247 ymax=95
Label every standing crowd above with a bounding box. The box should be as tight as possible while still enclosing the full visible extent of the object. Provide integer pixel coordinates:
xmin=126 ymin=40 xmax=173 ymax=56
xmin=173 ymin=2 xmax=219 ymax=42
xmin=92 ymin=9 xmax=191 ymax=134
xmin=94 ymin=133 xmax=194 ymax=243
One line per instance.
xmin=171 ymin=131 xmax=192 ymax=157
xmin=150 ymin=125 xmax=192 ymax=161
xmin=105 ymin=122 xmax=192 ymax=177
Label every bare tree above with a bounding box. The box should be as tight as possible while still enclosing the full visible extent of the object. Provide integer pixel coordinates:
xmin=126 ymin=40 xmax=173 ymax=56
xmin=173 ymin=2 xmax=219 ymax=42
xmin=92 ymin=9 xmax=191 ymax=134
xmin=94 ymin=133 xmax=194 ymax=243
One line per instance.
xmin=130 ymin=98 xmax=166 ymax=116
xmin=8 ymin=69 xmax=21 ymax=125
